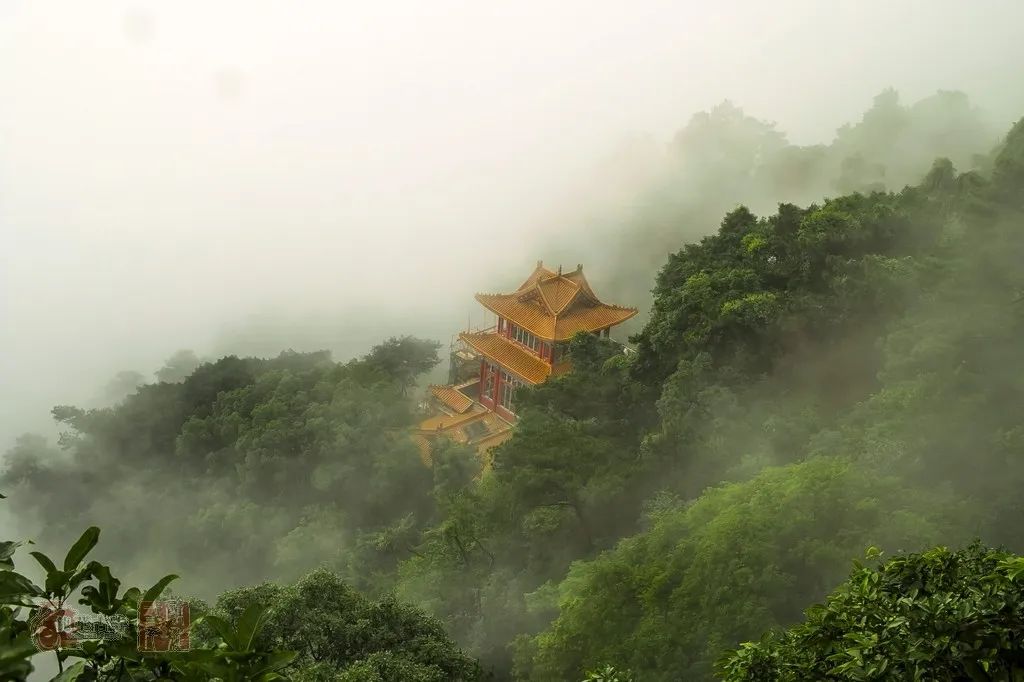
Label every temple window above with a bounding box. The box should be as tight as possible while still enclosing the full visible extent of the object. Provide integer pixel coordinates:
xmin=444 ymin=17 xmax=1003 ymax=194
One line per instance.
xmin=511 ymin=324 xmax=539 ymax=353
xmin=499 ymin=370 xmax=521 ymax=412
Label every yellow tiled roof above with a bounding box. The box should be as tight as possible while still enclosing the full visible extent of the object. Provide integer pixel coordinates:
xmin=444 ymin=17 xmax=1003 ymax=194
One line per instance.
xmin=416 ymin=408 xmax=485 ymax=433
xmin=538 ymin=276 xmax=578 ymax=314
xmin=412 ymin=434 xmax=433 ymax=465
xmin=429 ymin=384 xmax=474 ymax=414
xmin=458 ymin=332 xmax=552 ymax=384
xmin=413 ymin=407 xmax=514 ymax=468
xmin=476 ymin=429 xmax=513 ymax=453
xmin=476 ymin=263 xmax=637 ymax=341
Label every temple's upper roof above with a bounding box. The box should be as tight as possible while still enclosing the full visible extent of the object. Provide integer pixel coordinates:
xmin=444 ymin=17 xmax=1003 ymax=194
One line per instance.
xmin=475 ymin=262 xmax=637 ymax=341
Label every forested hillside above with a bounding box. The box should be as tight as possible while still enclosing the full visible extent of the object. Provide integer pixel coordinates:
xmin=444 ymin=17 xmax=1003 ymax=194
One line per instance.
xmin=3 ymin=338 xmax=446 ymax=593
xmin=554 ymin=90 xmax=999 ymax=332
xmin=4 ymin=95 xmax=1024 ymax=680
xmin=514 ymin=118 xmax=1024 ymax=678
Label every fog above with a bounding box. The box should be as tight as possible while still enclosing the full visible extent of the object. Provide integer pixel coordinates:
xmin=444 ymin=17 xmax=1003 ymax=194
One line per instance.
xmin=3 ymin=0 xmax=1024 ymax=450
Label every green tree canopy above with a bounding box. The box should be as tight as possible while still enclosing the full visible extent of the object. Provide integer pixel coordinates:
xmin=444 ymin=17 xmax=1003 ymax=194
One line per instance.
xmin=719 ymin=544 xmax=1024 ymax=681
xmin=212 ymin=569 xmax=485 ymax=681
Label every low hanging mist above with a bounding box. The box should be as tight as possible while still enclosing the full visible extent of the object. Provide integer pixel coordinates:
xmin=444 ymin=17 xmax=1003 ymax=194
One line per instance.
xmin=3 ymin=0 xmax=1024 ymax=449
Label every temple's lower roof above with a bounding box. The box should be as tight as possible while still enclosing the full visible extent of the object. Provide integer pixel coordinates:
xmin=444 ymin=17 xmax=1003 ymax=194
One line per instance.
xmin=429 ymin=384 xmax=474 ymax=414
xmin=414 ymin=400 xmax=513 ymax=469
xmin=458 ymin=331 xmax=556 ymax=384
xmin=416 ymin=405 xmax=487 ymax=433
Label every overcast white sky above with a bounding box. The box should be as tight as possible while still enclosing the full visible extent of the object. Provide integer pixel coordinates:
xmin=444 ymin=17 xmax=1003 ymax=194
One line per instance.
xmin=2 ymin=0 xmax=1024 ymax=447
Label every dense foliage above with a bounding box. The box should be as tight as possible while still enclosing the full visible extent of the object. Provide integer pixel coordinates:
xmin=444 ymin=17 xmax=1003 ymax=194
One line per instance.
xmin=3 ymin=337 xmax=442 ymax=593
xmin=719 ymin=544 xmax=1024 ymax=681
xmin=211 ymin=569 xmax=484 ymax=681
xmin=520 ymin=458 xmax=959 ymax=679
xmin=0 ymin=517 xmax=483 ymax=680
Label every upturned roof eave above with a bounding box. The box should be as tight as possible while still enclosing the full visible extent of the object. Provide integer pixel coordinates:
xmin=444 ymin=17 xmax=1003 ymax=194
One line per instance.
xmin=475 ymin=295 xmax=639 ymax=341
xmin=458 ymin=331 xmax=550 ymax=384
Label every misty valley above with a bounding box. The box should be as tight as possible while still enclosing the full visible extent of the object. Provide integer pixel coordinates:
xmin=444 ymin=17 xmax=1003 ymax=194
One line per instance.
xmin=4 ymin=88 xmax=1024 ymax=680
xmin=5 ymin=4 xmax=1024 ymax=678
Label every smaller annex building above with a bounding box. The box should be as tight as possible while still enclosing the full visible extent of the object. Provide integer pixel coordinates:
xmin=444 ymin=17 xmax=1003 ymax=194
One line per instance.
xmin=414 ymin=261 xmax=637 ymax=467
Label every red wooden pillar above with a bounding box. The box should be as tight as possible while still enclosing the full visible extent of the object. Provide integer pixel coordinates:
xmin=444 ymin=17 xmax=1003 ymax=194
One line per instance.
xmin=493 ymin=365 xmax=503 ymax=411
xmin=478 ymin=359 xmax=486 ymax=402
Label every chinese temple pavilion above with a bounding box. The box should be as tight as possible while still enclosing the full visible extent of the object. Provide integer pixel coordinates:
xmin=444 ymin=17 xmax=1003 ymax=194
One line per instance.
xmin=414 ymin=261 xmax=637 ymax=466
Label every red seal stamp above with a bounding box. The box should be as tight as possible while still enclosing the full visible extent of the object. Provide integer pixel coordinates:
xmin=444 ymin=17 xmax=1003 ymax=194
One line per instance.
xmin=138 ymin=600 xmax=190 ymax=652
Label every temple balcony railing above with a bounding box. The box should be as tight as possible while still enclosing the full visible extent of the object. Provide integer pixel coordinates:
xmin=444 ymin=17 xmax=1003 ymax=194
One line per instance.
xmin=447 ymin=326 xmax=494 ymax=385
xmin=449 ymin=325 xmax=495 ymax=358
